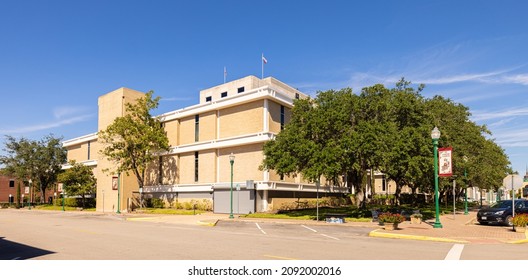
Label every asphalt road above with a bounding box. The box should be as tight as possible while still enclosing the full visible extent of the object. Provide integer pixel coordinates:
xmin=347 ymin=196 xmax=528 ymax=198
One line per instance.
xmin=1 ymin=210 xmax=527 ymax=260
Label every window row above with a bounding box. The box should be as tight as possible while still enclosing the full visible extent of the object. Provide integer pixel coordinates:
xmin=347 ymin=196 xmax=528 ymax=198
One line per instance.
xmin=205 ymin=86 xmax=245 ymax=102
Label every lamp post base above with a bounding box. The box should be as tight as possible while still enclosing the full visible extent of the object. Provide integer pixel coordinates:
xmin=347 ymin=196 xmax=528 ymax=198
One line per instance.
xmin=433 ymin=222 xmax=443 ymax=228
xmin=229 ymin=214 xmax=234 ymax=219
xmin=464 ymin=210 xmax=469 ymax=215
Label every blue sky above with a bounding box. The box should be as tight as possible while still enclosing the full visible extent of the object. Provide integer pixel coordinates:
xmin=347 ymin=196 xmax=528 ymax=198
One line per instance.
xmin=1 ymin=1 xmax=527 ymax=175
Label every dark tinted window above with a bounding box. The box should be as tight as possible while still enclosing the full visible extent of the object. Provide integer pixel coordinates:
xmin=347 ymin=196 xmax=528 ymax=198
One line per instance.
xmin=205 ymin=96 xmax=212 ymax=102
xmin=237 ymin=87 xmax=244 ymax=93
xmin=221 ymin=92 xmax=227 ymax=98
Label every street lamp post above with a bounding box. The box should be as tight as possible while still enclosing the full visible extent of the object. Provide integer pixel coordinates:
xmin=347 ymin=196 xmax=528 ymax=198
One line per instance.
xmin=463 ymin=156 xmax=469 ymax=215
xmin=9 ymin=194 xmax=12 ymax=207
xmin=229 ymin=153 xmax=235 ymax=219
xmin=431 ymin=127 xmax=443 ymax=228
xmin=62 ymin=192 xmax=66 ymax=211
xmin=117 ymin=173 xmax=121 ymax=214
xmin=28 ymin=179 xmax=32 ymax=210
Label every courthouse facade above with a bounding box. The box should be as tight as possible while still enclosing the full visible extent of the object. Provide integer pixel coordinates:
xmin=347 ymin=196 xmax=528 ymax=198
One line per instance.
xmin=63 ymin=76 xmax=347 ymax=213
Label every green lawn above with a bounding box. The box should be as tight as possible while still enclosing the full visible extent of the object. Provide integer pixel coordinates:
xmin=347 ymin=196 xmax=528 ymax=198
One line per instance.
xmin=32 ymin=205 xmax=96 ymax=211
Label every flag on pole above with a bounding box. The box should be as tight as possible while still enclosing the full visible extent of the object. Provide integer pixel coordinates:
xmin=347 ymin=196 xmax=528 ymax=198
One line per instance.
xmin=261 ymin=53 xmax=267 ymax=79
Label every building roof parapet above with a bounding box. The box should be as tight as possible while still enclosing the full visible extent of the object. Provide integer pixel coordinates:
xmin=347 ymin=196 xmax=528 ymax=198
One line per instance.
xmin=62 ymin=133 xmax=98 ymax=147
xmin=159 ymin=84 xmax=298 ymax=122
xmin=61 ymin=159 xmax=98 ymax=170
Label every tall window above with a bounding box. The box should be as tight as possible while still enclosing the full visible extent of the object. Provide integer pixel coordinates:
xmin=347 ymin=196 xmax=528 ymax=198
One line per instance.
xmin=9 ymin=180 xmax=15 ymax=188
xmin=87 ymin=141 xmax=91 ymax=160
xmin=195 ymin=115 xmax=199 ymax=142
xmin=194 ymin=152 xmax=199 ymax=182
xmin=158 ymin=156 xmax=163 ymax=185
xmin=280 ymin=105 xmax=285 ymax=130
xmin=382 ymin=175 xmax=387 ymax=192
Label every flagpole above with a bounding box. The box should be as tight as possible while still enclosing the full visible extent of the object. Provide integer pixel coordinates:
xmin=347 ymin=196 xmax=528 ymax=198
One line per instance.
xmin=224 ymin=66 xmax=226 ymax=84
xmin=261 ymin=53 xmax=264 ymax=79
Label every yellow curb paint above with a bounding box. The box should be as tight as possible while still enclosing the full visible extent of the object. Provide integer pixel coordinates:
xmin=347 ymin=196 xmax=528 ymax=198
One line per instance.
xmin=505 ymin=230 xmax=528 ymax=244
xmin=197 ymin=219 xmax=218 ymax=226
xmin=369 ymin=229 xmax=468 ymax=244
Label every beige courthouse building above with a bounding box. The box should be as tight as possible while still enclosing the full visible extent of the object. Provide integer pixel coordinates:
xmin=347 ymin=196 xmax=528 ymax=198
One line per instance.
xmin=63 ymin=76 xmax=347 ymax=213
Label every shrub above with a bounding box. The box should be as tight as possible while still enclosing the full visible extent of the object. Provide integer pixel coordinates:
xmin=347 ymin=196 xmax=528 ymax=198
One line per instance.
xmin=378 ymin=212 xmax=405 ymax=224
xmin=513 ymin=214 xmax=528 ymax=227
xmin=151 ymin=198 xmax=165 ymax=208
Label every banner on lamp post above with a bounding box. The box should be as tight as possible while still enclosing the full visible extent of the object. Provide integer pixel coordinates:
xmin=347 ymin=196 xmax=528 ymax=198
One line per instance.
xmin=438 ymin=147 xmax=453 ymax=177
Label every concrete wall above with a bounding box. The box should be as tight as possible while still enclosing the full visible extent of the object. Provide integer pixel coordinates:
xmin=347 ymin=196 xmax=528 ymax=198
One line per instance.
xmin=218 ymin=144 xmax=264 ymax=182
xmin=219 ymin=100 xmax=263 ymax=138
xmin=96 ymin=87 xmax=145 ymax=213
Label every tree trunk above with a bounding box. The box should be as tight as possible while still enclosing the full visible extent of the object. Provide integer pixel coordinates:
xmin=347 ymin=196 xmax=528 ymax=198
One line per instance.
xmin=394 ymin=184 xmax=402 ymax=206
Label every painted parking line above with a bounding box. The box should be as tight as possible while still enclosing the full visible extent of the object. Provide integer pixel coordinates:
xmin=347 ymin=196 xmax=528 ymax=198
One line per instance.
xmin=444 ymin=244 xmax=464 ymax=260
xmin=301 ymin=225 xmax=317 ymax=233
xmin=301 ymin=225 xmax=340 ymax=240
xmin=320 ymin=234 xmax=340 ymax=241
xmin=255 ymin=223 xmax=267 ymax=235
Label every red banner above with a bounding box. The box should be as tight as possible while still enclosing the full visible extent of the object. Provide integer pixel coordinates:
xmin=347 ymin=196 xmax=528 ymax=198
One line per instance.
xmin=438 ymin=147 xmax=453 ymax=177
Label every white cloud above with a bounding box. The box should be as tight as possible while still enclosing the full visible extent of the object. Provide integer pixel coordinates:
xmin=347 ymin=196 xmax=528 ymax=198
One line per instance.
xmin=472 ymin=107 xmax=528 ymax=122
xmin=502 ymin=74 xmax=528 ymax=85
xmin=0 ymin=114 xmax=94 ymax=134
xmin=162 ymin=97 xmax=192 ymax=102
xmin=53 ymin=106 xmax=89 ymax=119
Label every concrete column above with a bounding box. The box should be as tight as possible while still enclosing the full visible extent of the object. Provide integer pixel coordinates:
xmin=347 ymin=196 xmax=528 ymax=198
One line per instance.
xmin=261 ymin=189 xmax=268 ymax=212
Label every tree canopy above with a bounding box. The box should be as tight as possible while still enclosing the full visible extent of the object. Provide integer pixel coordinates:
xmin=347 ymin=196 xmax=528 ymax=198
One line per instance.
xmin=58 ymin=161 xmax=96 ymax=208
xmin=261 ymin=79 xmax=511 ymax=206
xmin=98 ymin=91 xmax=170 ymax=190
xmin=0 ymin=134 xmax=67 ymax=203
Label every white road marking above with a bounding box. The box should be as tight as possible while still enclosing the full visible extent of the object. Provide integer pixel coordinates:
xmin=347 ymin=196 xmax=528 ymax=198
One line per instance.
xmin=301 ymin=225 xmax=318 ymax=232
xmin=320 ymin=234 xmax=340 ymax=240
xmin=255 ymin=223 xmax=267 ymax=235
xmin=444 ymin=244 xmax=464 ymax=260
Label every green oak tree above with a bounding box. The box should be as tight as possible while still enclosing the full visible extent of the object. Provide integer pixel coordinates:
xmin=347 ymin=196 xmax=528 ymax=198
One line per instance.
xmin=98 ymin=91 xmax=170 ymax=194
xmin=0 ymin=134 xmax=66 ymax=204
xmin=58 ymin=161 xmax=97 ymax=208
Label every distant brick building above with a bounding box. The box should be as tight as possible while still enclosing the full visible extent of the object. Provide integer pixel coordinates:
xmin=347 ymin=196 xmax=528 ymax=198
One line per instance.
xmin=0 ymin=174 xmax=56 ymax=205
xmin=0 ymin=175 xmax=22 ymax=204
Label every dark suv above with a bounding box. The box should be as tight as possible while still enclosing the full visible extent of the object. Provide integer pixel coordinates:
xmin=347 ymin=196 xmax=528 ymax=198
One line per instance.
xmin=477 ymin=199 xmax=528 ymax=226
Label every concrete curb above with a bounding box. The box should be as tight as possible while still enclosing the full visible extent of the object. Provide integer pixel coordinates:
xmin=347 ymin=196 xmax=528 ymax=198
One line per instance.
xmin=197 ymin=219 xmax=218 ymax=226
xmin=369 ymin=229 xmax=469 ymax=244
xmin=506 ymin=230 xmax=528 ymax=244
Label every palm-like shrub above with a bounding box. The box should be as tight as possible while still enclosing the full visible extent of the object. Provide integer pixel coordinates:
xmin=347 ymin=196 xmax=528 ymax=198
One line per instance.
xmin=378 ymin=213 xmax=405 ymax=224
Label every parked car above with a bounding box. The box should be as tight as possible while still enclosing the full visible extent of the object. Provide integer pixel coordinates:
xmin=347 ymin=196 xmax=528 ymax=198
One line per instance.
xmin=477 ymin=199 xmax=528 ymax=226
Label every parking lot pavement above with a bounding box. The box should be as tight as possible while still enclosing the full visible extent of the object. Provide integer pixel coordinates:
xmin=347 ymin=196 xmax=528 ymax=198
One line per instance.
xmin=58 ymin=209 xmax=528 ymax=244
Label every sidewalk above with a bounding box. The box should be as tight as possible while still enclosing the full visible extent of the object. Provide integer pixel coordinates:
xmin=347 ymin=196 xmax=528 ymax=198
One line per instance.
xmin=369 ymin=211 xmax=528 ymax=244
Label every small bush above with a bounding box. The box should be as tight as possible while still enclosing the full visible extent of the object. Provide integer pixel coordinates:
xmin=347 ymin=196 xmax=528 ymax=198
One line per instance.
xmin=513 ymin=214 xmax=528 ymax=227
xmin=151 ymin=198 xmax=165 ymax=208
xmin=378 ymin=212 xmax=405 ymax=224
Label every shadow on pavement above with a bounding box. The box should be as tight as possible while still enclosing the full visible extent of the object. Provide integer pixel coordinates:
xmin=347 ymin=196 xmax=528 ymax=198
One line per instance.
xmin=0 ymin=237 xmax=55 ymax=260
